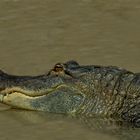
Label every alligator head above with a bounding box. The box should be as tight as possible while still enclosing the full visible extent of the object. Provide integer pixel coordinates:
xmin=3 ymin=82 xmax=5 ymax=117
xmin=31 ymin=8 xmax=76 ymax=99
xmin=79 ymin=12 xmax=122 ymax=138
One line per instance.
xmin=0 ymin=61 xmax=91 ymax=114
xmin=0 ymin=61 xmax=140 ymax=126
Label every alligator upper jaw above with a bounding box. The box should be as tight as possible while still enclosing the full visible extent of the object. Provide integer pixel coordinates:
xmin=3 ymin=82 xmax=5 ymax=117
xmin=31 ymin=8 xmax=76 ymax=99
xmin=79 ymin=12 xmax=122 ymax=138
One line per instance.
xmin=0 ymin=90 xmax=46 ymax=102
xmin=0 ymin=88 xmax=54 ymax=105
xmin=0 ymin=87 xmax=54 ymax=97
xmin=0 ymin=85 xmax=52 ymax=103
xmin=0 ymin=84 xmax=72 ymax=103
xmin=0 ymin=91 xmax=47 ymax=102
xmin=0 ymin=90 xmax=45 ymax=103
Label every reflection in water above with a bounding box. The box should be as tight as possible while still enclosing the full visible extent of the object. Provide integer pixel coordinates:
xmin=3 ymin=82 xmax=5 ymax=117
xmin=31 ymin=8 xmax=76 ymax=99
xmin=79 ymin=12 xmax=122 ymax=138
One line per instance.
xmin=78 ymin=116 xmax=140 ymax=140
xmin=0 ymin=110 xmax=139 ymax=140
xmin=0 ymin=0 xmax=140 ymax=140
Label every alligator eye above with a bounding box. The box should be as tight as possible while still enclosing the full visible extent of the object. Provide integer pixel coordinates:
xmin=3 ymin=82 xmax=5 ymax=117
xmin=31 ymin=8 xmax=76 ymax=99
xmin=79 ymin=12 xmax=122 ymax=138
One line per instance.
xmin=54 ymin=63 xmax=64 ymax=72
xmin=47 ymin=63 xmax=73 ymax=77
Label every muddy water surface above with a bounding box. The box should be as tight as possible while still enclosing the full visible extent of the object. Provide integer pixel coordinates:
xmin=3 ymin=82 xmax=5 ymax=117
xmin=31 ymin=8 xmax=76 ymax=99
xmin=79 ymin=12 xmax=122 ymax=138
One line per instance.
xmin=0 ymin=0 xmax=140 ymax=140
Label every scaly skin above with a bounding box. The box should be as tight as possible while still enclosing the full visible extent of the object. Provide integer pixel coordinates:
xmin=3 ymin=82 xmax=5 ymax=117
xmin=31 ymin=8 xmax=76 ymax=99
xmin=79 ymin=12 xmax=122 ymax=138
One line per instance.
xmin=0 ymin=61 xmax=140 ymax=126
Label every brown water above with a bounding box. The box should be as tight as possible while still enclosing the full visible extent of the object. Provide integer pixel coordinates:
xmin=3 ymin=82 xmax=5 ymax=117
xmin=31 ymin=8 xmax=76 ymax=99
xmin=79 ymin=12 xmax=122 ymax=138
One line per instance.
xmin=0 ymin=0 xmax=140 ymax=139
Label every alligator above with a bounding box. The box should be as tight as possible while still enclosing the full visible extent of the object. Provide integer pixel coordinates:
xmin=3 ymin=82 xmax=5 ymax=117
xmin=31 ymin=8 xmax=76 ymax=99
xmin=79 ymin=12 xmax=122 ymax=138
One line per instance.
xmin=0 ymin=60 xmax=140 ymax=126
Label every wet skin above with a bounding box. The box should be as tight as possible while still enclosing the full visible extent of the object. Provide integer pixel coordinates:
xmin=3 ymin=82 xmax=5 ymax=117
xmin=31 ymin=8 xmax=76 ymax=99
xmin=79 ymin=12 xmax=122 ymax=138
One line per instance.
xmin=0 ymin=61 xmax=140 ymax=126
